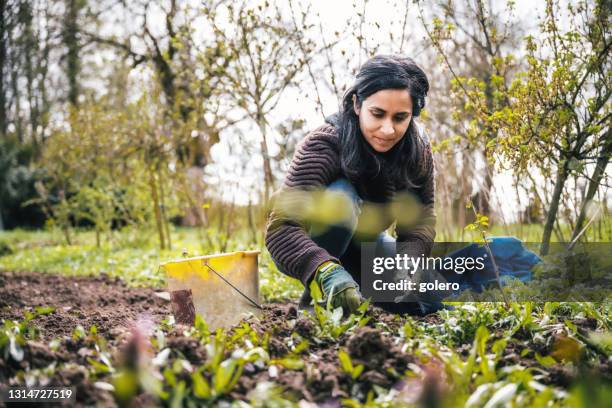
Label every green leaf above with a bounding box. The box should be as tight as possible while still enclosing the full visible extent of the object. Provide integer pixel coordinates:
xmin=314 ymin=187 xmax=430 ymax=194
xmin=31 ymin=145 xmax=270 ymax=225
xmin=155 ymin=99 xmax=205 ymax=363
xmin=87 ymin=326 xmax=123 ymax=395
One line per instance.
xmin=357 ymin=298 xmax=370 ymax=313
xmin=564 ymin=319 xmax=577 ymax=334
xmin=88 ymin=357 xmax=112 ymax=374
xmin=309 ymin=279 xmax=323 ymax=303
xmin=9 ymin=337 xmax=23 ymax=362
xmin=194 ymin=314 xmax=210 ymax=340
xmin=272 ymin=357 xmax=304 ymax=370
xmin=163 ymin=367 xmax=177 ymax=387
xmin=112 ymin=370 xmax=138 ymax=402
xmin=35 ymin=306 xmax=55 ymax=315
xmin=483 ymin=383 xmax=517 ymax=408
xmin=492 ymin=339 xmax=507 ymax=359
xmin=352 ymin=364 xmax=364 ymax=380
xmin=170 ymin=380 xmax=186 ymax=408
xmin=338 ymin=349 xmax=353 ymax=373
xmin=403 ymin=321 xmax=414 ymax=338
xmin=358 ymin=316 xmax=372 ymax=327
xmin=475 ymin=326 xmax=490 ymax=357
xmin=73 ymin=325 xmax=86 ymax=340
xmin=292 ymin=339 xmax=309 ymax=354
xmin=535 ymin=353 xmax=557 ymax=367
xmin=214 ymin=359 xmax=237 ymax=393
xmin=192 ymin=370 xmax=211 ymax=399
xmin=331 ymin=307 xmax=343 ymax=326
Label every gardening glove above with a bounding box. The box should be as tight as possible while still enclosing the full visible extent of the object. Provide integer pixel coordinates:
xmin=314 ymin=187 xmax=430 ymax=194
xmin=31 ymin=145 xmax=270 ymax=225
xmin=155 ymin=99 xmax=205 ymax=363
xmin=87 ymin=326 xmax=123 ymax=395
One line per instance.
xmin=315 ymin=261 xmax=362 ymax=314
xmin=393 ymin=256 xmax=448 ymax=315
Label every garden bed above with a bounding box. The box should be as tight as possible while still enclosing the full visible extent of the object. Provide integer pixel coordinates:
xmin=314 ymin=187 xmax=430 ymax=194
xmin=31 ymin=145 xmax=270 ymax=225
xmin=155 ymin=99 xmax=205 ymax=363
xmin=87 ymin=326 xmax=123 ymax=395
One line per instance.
xmin=0 ymin=271 xmax=610 ymax=407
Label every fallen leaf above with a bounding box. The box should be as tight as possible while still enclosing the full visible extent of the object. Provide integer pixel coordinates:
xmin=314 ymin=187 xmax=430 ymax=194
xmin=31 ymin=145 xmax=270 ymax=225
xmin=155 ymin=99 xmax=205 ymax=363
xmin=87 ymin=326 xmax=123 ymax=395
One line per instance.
xmin=550 ymin=335 xmax=583 ymax=364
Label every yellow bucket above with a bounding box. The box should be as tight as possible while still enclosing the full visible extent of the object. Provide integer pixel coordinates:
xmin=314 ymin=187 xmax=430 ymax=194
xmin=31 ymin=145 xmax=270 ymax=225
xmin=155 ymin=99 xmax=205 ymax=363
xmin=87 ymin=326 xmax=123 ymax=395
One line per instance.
xmin=161 ymin=250 xmax=261 ymax=329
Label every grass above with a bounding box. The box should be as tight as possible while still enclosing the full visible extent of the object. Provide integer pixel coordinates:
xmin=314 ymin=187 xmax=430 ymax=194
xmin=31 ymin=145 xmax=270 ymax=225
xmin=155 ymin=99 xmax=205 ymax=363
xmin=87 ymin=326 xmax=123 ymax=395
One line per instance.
xmin=0 ymin=226 xmax=303 ymax=300
xmin=441 ymin=216 xmax=612 ymax=243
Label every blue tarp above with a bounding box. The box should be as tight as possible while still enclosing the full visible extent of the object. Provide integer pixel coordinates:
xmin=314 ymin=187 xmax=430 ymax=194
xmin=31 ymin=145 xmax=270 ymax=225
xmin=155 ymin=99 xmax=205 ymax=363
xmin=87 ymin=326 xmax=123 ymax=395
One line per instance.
xmin=408 ymin=237 xmax=542 ymax=314
xmin=440 ymin=236 xmax=542 ymax=293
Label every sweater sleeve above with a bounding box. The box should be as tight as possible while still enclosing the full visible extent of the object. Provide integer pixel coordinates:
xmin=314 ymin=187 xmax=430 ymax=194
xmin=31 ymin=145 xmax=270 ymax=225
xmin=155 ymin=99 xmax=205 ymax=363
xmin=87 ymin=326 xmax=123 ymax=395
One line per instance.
xmin=396 ymin=127 xmax=436 ymax=257
xmin=264 ymin=125 xmax=341 ymax=286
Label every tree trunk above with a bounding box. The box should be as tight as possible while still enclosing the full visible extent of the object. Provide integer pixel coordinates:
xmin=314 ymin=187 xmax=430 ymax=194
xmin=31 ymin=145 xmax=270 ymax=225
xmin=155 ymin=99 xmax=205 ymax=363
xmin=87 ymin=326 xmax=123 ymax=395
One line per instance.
xmin=458 ymin=152 xmax=472 ymax=240
xmin=64 ymin=0 xmax=80 ymax=106
xmin=62 ymin=225 xmax=72 ymax=246
xmin=479 ymin=151 xmax=493 ymax=217
xmin=479 ymin=70 xmax=497 ymax=218
xmin=57 ymin=189 xmax=73 ymax=245
xmin=10 ymin=64 xmax=21 ymax=142
xmin=0 ymin=0 xmax=7 ymax=135
xmin=158 ymin=166 xmax=172 ymax=250
xmin=247 ymin=199 xmax=257 ymax=245
xmin=541 ymin=160 xmax=570 ymax=255
xmin=257 ymin=112 xmax=274 ymax=203
xmin=221 ymin=199 xmax=235 ymax=253
xmin=179 ymin=176 xmax=213 ymax=250
xmin=36 ymin=3 xmax=51 ymax=149
xmin=20 ymin=1 xmax=39 ymax=142
xmin=217 ymin=201 xmax=225 ymax=251
xmin=570 ymin=142 xmax=611 ymax=242
xmin=149 ymin=166 xmax=166 ymax=250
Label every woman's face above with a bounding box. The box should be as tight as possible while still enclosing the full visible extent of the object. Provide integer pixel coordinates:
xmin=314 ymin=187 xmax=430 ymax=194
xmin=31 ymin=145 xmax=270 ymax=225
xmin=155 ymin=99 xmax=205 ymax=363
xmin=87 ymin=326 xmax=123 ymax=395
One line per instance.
xmin=353 ymin=89 xmax=413 ymax=153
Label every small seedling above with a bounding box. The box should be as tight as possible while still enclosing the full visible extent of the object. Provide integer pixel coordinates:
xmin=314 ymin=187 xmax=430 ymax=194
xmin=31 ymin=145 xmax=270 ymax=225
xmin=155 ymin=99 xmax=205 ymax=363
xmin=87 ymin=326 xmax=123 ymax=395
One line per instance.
xmin=338 ymin=349 xmax=364 ymax=380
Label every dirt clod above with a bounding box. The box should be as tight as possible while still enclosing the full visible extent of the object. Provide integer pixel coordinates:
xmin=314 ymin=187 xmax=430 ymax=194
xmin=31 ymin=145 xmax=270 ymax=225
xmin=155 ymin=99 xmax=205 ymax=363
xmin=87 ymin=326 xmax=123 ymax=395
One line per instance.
xmin=295 ymin=316 xmax=316 ymax=337
xmin=268 ymin=337 xmax=289 ymax=357
xmin=166 ymin=335 xmax=207 ymax=364
xmin=347 ymin=327 xmax=392 ymax=366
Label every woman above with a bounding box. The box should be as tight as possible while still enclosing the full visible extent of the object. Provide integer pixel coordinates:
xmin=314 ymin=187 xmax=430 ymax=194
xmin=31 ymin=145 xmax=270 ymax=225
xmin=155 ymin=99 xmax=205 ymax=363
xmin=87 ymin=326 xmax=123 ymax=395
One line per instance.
xmin=265 ymin=55 xmax=436 ymax=315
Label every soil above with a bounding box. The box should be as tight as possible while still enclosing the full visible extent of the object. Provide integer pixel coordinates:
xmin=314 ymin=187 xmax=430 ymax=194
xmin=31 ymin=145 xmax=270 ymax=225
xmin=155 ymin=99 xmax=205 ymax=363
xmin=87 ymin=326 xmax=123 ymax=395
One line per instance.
xmin=0 ymin=271 xmax=170 ymax=341
xmin=0 ymin=271 xmax=609 ymax=406
xmin=230 ymin=305 xmax=417 ymax=402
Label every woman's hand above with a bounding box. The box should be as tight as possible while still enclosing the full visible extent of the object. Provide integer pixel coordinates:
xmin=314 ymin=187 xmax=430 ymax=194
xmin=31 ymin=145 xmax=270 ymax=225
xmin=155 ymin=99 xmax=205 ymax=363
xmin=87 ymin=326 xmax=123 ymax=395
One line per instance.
xmin=315 ymin=261 xmax=362 ymax=314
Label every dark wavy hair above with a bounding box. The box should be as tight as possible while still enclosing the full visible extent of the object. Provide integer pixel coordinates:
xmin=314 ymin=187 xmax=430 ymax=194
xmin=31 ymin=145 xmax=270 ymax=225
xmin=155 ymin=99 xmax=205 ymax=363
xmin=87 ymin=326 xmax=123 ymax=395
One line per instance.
xmin=328 ymin=55 xmax=429 ymax=189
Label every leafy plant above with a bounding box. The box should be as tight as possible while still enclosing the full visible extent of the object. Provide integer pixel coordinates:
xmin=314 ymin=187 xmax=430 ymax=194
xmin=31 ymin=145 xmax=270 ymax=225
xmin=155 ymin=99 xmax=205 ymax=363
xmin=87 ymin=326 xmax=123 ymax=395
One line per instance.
xmin=0 ymin=307 xmax=54 ymax=362
xmin=158 ymin=328 xmax=268 ymax=405
xmin=307 ymin=279 xmax=371 ymax=340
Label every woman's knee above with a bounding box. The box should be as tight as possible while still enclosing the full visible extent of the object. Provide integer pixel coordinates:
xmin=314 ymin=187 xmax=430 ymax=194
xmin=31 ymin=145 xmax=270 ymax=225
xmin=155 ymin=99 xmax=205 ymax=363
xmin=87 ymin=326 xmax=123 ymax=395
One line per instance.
xmin=324 ymin=178 xmax=362 ymax=230
xmin=308 ymin=178 xmax=362 ymax=258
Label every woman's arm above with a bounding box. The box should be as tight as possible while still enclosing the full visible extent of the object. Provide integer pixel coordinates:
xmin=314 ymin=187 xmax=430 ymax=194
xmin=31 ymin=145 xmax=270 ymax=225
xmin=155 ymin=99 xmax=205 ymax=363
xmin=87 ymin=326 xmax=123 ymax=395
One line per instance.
xmin=265 ymin=125 xmax=342 ymax=286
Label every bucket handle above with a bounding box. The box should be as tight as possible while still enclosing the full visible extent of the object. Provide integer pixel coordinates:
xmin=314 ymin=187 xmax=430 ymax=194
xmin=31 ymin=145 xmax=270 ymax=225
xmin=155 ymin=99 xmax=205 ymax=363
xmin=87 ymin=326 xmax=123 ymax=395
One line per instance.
xmin=202 ymin=260 xmax=263 ymax=310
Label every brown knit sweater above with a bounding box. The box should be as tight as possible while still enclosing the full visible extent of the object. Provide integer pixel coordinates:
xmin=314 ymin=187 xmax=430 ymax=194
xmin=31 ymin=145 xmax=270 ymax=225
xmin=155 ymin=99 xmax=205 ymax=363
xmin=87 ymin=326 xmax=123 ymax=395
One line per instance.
xmin=265 ymin=122 xmax=436 ymax=286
